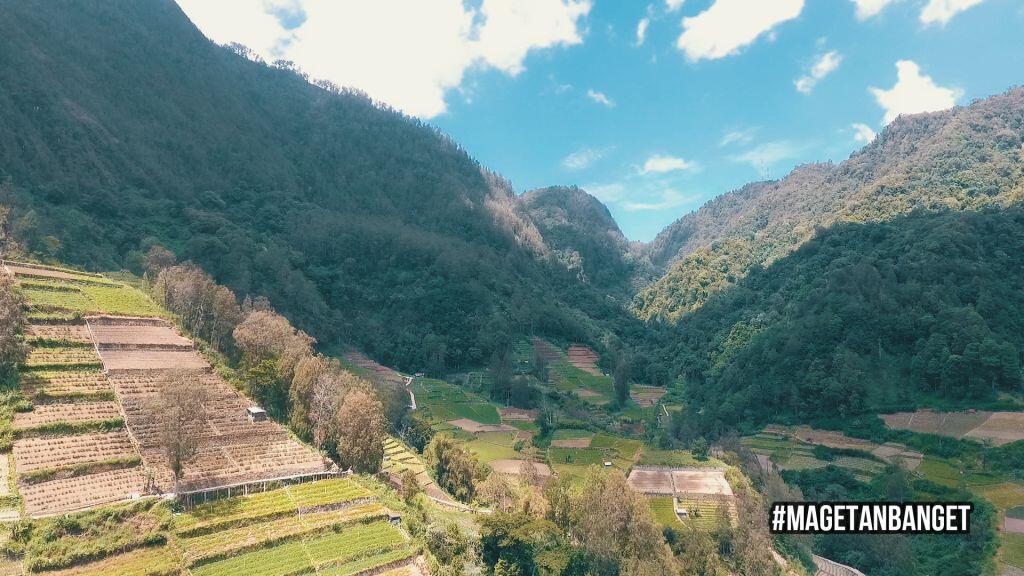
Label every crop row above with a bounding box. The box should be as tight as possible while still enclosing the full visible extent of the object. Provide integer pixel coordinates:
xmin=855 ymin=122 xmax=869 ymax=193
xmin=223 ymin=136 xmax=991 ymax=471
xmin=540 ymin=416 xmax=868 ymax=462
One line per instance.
xmin=183 ymin=503 xmax=388 ymax=564
xmin=175 ymin=478 xmax=372 ymax=536
xmin=191 ymin=520 xmax=408 ymax=576
xmin=39 ymin=545 xmax=179 ymax=576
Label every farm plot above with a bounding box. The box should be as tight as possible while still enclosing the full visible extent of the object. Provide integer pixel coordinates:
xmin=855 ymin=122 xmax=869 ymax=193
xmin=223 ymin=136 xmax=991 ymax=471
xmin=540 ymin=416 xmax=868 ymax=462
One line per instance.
xmin=343 ymin=349 xmax=407 ymax=387
xmin=190 ymin=519 xmax=412 ymax=576
xmin=531 ymin=337 xmax=564 ymax=364
xmin=567 ymin=345 xmax=601 ymax=375
xmin=550 ymin=429 xmax=593 ymax=448
xmin=23 ymin=346 xmax=101 ymax=370
xmin=107 ymin=360 xmax=325 ymax=492
xmin=489 ymin=459 xmax=552 ymax=478
xmin=19 ymin=465 xmax=149 ymax=517
xmin=630 ymin=385 xmax=667 ymax=408
xmin=627 ymin=467 xmax=733 ymax=496
xmin=26 ymin=323 xmax=92 ymax=344
xmin=464 ymin=431 xmax=521 ymax=463
xmin=19 ymin=371 xmax=111 ymax=400
xmin=447 ymin=418 xmax=516 ymax=434
xmin=37 ymin=545 xmax=179 ymax=576
xmin=499 ymin=407 xmax=537 ymax=422
xmin=411 ymin=379 xmax=501 ymax=426
xmin=12 ymin=401 xmax=122 ymax=432
xmin=4 ymin=262 xmax=112 ymax=285
xmin=89 ymin=319 xmax=192 ymax=349
xmin=13 ymin=431 xmax=136 ymax=473
xmin=99 ymin=349 xmax=209 ymax=371
xmin=881 ymin=410 xmax=992 ymax=438
xmin=964 ymin=412 xmax=1024 ymax=446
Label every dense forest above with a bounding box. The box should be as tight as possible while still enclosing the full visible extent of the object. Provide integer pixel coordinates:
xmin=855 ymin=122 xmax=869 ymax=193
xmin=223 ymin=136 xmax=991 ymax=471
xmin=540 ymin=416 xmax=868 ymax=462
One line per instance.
xmin=0 ymin=0 xmax=642 ymax=375
xmin=654 ymin=208 xmax=1024 ymax=433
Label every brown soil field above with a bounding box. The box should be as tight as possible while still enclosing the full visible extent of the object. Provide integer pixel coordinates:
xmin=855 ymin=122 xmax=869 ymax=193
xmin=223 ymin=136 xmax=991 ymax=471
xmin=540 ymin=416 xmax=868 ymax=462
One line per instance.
xmin=26 ymin=323 xmax=92 ymax=343
xmin=447 ymin=418 xmax=516 ymax=433
xmin=344 ymin=349 xmax=406 ymax=386
xmin=109 ymin=371 xmax=325 ymax=492
xmin=672 ymin=469 xmax=733 ymax=496
xmin=5 ymin=263 xmax=108 ymax=284
xmin=964 ymin=412 xmax=1024 ymax=446
xmin=882 ymin=410 xmax=993 ymax=438
xmin=489 ymin=459 xmax=553 ymax=477
xmin=567 ymin=345 xmax=601 ymax=375
xmin=13 ymin=432 xmax=136 ymax=473
xmin=13 ymin=401 xmax=122 ymax=430
xmin=627 ymin=468 xmax=675 ymax=494
xmin=550 ymin=437 xmax=593 ymax=448
xmin=499 ymin=407 xmax=537 ymax=422
xmin=630 ymin=385 xmax=667 ymax=408
xmin=88 ymin=320 xmax=192 ymax=348
xmin=531 ymin=337 xmax=563 ymax=363
xmin=19 ymin=466 xmax=149 ymax=517
xmin=98 ymin=349 xmax=210 ymax=371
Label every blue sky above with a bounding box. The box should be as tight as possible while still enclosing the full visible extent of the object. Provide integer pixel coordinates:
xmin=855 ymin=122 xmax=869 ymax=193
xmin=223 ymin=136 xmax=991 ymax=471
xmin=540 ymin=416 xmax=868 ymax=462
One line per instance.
xmin=178 ymin=0 xmax=1024 ymax=241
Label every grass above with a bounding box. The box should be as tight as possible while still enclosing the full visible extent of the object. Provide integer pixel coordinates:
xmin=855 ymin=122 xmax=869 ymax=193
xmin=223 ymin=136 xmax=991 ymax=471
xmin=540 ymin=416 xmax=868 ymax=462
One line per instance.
xmin=16 ymin=273 xmax=165 ymax=317
xmin=464 ymin=432 xmax=520 ymax=463
xmin=977 ymin=483 xmax=1024 ymax=510
xmin=551 ymin=428 xmax=592 ymax=440
xmin=675 ymin=497 xmax=735 ymax=530
xmin=38 ymin=545 xmax=179 ymax=576
xmin=1004 ymin=533 xmax=1024 ymax=569
xmin=22 ymin=500 xmax=171 ymax=572
xmin=649 ymin=496 xmax=684 ymax=529
xmin=549 ymin=362 xmax=614 ymax=403
xmin=411 ymin=378 xmax=500 ymax=425
xmin=639 ymin=449 xmax=725 ymax=468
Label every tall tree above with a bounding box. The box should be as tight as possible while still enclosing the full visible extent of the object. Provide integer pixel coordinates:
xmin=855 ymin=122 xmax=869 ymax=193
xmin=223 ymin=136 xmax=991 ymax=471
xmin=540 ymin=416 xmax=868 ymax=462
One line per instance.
xmin=154 ymin=369 xmax=208 ymax=495
xmin=0 ymin=272 xmax=27 ymax=384
xmin=334 ymin=386 xmax=386 ymax=473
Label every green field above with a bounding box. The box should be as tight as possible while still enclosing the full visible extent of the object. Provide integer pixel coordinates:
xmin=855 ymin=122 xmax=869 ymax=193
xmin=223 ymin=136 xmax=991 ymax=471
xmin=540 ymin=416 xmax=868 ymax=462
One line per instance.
xmin=649 ymin=496 xmax=684 ymax=529
xmin=464 ymin=431 xmax=521 ymax=463
xmin=549 ymin=362 xmax=614 ymax=404
xmin=1004 ymin=533 xmax=1024 ymax=570
xmin=411 ymin=378 xmax=501 ymax=425
xmin=15 ymin=269 xmax=166 ymax=318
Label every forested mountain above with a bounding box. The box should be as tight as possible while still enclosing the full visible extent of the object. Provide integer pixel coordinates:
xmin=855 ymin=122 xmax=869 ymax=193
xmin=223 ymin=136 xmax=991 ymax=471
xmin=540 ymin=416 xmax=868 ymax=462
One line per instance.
xmin=637 ymin=89 xmax=1024 ymax=321
xmin=0 ymin=0 xmax=640 ymax=372
xmin=519 ymin=186 xmax=654 ymax=297
xmin=654 ymin=208 xmax=1024 ymax=434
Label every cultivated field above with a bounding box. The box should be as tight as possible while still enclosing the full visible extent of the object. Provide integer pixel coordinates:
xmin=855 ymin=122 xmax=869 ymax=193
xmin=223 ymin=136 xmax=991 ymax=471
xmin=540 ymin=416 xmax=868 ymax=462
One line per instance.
xmin=630 ymin=385 xmax=667 ymax=408
xmin=627 ymin=466 xmax=733 ymax=496
xmin=567 ymin=345 xmax=601 ymax=375
xmin=343 ymin=349 xmax=407 ymax=387
xmin=883 ymin=409 xmax=1024 ymax=446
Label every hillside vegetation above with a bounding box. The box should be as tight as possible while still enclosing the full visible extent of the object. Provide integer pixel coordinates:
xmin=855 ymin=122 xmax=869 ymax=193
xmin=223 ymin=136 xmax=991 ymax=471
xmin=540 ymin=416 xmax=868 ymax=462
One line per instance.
xmin=0 ymin=0 xmax=639 ymax=375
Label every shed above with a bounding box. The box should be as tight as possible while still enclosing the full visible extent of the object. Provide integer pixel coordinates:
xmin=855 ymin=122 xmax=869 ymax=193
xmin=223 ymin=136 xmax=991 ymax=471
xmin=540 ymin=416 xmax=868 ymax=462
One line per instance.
xmin=246 ymin=406 xmax=268 ymax=423
xmin=388 ymin=512 xmax=402 ymax=526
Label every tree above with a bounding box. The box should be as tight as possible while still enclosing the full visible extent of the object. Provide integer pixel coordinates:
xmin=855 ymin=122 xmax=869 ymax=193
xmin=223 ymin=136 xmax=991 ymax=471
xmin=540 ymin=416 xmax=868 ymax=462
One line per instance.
xmin=691 ymin=436 xmax=710 ymax=461
xmin=425 ymin=436 xmax=487 ymax=503
xmin=403 ymin=414 xmax=434 ymax=453
xmin=531 ymin=348 xmax=549 ymax=384
xmin=613 ymin=351 xmax=631 ymax=407
xmin=142 ymin=244 xmax=176 ymax=277
xmin=0 ymin=273 xmax=27 ymax=383
xmin=334 ymin=386 xmax=386 ymax=473
xmin=399 ymin=468 xmax=422 ymax=503
xmin=479 ymin=512 xmax=568 ymax=576
xmin=154 ymin=369 xmax=208 ymax=495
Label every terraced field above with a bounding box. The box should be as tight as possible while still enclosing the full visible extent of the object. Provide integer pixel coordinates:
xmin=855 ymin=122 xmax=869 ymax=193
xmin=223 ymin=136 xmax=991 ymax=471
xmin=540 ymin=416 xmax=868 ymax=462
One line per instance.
xmin=411 ymin=378 xmax=501 ymax=426
xmin=178 ymin=479 xmax=417 ymax=576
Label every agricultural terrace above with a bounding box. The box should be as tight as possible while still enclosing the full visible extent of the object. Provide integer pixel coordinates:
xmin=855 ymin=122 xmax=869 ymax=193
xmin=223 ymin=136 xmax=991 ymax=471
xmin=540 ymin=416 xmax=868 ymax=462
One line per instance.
xmin=536 ymin=338 xmax=614 ymax=405
xmin=630 ymin=458 xmax=738 ymax=531
xmin=4 ymin=262 xmax=154 ymax=517
xmin=882 ymin=409 xmax=1024 ymax=446
xmin=179 ymin=478 xmax=419 ymax=576
xmin=382 ymin=436 xmax=455 ymax=503
xmin=759 ymin=425 xmax=924 ymax=471
xmin=342 ymin=349 xmax=408 ymax=388
xmin=410 ymin=378 xmax=501 ymax=428
xmin=548 ymin=432 xmax=641 ymax=479
xmin=566 ymin=345 xmax=600 ymax=375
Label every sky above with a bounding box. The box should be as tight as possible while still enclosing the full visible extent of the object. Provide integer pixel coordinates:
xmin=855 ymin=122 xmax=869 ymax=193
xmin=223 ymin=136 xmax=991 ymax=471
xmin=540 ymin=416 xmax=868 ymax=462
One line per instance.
xmin=176 ymin=0 xmax=1024 ymax=241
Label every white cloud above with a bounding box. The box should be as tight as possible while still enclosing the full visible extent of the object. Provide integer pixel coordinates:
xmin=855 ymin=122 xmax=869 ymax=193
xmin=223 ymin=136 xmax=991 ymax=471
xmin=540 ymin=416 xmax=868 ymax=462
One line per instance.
xmin=176 ymin=0 xmax=592 ymax=118
xmin=731 ymin=140 xmax=803 ymax=168
xmin=676 ymin=0 xmax=804 ymax=61
xmin=850 ymin=0 xmax=900 ymax=20
xmin=869 ymin=60 xmax=962 ymax=125
xmin=621 ymin=189 xmax=699 ymax=211
xmin=665 ymin=0 xmax=686 ymax=12
xmin=635 ymin=17 xmax=650 ymax=46
xmin=795 ymin=50 xmax=842 ymax=94
xmin=586 ymin=89 xmax=615 ymax=107
xmin=920 ymin=0 xmax=986 ymax=25
xmin=585 ymin=182 xmax=627 ymax=203
xmin=641 ymin=154 xmax=698 ymax=174
xmin=851 ymin=123 xmax=877 ymax=144
xmin=719 ymin=128 xmax=757 ymax=147
xmin=563 ymin=148 xmax=608 ymax=170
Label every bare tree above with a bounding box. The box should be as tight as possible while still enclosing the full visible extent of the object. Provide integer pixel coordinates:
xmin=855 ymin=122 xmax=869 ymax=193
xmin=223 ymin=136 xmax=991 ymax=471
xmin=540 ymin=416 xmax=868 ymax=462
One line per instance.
xmin=154 ymin=369 xmax=208 ymax=495
xmin=0 ymin=271 xmax=27 ymax=382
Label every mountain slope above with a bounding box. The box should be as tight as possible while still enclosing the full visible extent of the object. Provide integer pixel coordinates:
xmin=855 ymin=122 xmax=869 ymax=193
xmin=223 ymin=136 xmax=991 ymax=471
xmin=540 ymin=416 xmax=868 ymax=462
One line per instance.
xmin=637 ymin=88 xmax=1024 ymax=321
xmin=657 ymin=208 xmax=1024 ymax=432
xmin=520 ymin=186 xmax=654 ymax=297
xmin=0 ymin=0 xmax=631 ymax=371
